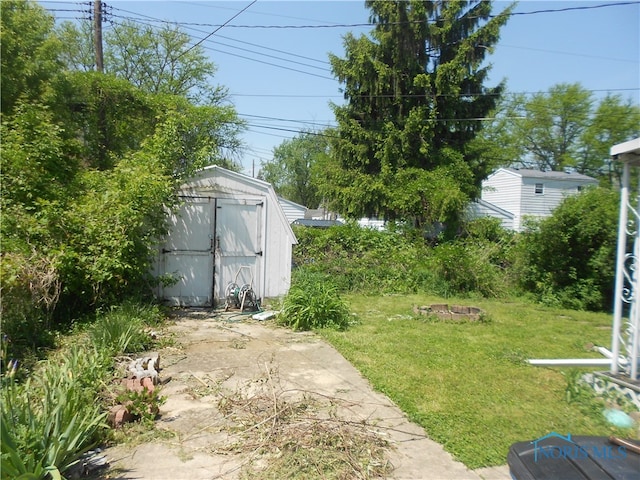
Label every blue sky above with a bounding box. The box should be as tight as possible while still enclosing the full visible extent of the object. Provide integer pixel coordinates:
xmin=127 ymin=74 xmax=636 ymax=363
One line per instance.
xmin=44 ymin=1 xmax=640 ymax=176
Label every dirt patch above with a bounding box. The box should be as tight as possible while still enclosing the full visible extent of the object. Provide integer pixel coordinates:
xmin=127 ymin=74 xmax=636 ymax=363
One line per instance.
xmin=100 ymin=310 xmax=506 ymax=479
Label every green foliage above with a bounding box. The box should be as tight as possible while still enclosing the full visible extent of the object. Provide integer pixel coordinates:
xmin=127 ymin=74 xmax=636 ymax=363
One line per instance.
xmin=115 ymin=389 xmax=166 ymax=424
xmin=1 ymin=302 xmax=163 ymax=479
xmin=292 ymin=221 xmax=515 ymax=299
xmin=293 ymin=223 xmax=428 ymax=294
xmin=1 ymin=346 xmax=109 ymax=480
xmin=89 ymin=302 xmax=160 ymax=355
xmin=1 ymin=4 xmax=244 ymax=345
xmin=260 ymin=130 xmax=328 ymax=208
xmin=514 ymin=187 xmax=619 ymax=311
xmin=0 ymin=0 xmax=62 ymax=114
xmin=325 ymin=1 xmax=513 ymax=223
xmin=579 ymin=94 xmax=640 ymax=183
xmin=278 ymin=270 xmax=351 ymax=331
xmin=482 ymin=84 xmax=639 ymax=177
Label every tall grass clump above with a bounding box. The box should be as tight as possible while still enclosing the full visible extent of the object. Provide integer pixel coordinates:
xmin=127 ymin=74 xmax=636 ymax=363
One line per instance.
xmin=292 ymin=219 xmax=517 ymax=299
xmin=278 ymin=270 xmax=351 ymax=331
xmin=292 ymin=223 xmax=431 ymax=294
xmin=89 ymin=301 xmax=161 ymax=355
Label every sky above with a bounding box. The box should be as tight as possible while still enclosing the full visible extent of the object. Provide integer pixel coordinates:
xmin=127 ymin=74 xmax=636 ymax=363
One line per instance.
xmin=43 ymin=0 xmax=640 ymax=176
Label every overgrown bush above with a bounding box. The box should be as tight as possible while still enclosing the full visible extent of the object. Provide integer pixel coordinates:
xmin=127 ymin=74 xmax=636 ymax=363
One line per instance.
xmin=513 ymin=187 xmax=619 ymax=311
xmin=426 ymin=218 xmax=516 ymax=298
xmin=293 ymin=223 xmax=431 ymax=294
xmin=292 ymin=220 xmax=516 ymax=299
xmin=278 ymin=270 xmax=351 ymax=331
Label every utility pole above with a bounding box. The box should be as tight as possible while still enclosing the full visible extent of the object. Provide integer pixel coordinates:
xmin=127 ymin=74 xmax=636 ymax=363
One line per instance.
xmin=94 ymin=0 xmax=108 ymax=168
xmin=93 ymin=0 xmax=104 ymax=72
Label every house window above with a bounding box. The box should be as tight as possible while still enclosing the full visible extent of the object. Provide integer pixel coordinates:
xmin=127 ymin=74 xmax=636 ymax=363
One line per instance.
xmin=577 ymin=185 xmax=583 ymax=192
xmin=535 ymin=183 xmax=544 ymax=195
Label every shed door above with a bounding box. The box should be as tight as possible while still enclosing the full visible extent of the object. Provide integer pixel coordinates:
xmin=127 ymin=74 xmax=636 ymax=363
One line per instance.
xmin=160 ymin=198 xmax=215 ymax=306
xmin=214 ymin=198 xmax=263 ymax=305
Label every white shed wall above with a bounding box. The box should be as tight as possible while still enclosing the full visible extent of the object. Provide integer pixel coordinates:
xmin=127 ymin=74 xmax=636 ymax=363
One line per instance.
xmin=157 ymin=166 xmax=296 ymax=306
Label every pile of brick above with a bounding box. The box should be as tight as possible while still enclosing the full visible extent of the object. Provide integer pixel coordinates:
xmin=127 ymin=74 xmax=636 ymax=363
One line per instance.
xmin=413 ymin=304 xmax=484 ymax=322
xmin=108 ymin=353 xmax=161 ymax=428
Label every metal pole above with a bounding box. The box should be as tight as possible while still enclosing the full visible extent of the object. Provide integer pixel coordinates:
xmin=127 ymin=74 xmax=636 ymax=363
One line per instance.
xmin=631 ymin=171 xmax=640 ymax=379
xmin=611 ymin=161 xmax=630 ymax=375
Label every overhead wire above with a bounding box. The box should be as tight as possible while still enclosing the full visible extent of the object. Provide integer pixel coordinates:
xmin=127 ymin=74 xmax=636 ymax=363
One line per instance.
xmin=99 ymin=1 xmax=640 ymax=29
xmin=46 ymin=3 xmax=639 ymax=85
xmin=176 ymin=0 xmax=257 ymax=59
xmin=102 ymin=13 xmax=335 ymax=80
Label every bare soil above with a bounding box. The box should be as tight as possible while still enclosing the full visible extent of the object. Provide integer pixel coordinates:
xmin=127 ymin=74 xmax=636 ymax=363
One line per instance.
xmin=100 ymin=310 xmax=510 ymax=479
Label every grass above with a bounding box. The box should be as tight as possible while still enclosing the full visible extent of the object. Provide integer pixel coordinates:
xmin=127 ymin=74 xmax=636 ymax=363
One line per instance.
xmin=318 ymin=294 xmax=638 ymax=469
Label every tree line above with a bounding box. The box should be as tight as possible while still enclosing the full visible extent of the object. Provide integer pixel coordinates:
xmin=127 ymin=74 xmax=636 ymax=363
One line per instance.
xmin=2 ymin=0 xmax=639 ymax=363
xmin=1 ymin=0 xmax=244 ymax=359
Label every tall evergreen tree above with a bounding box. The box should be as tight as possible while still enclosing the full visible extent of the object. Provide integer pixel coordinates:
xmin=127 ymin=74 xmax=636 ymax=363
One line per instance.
xmin=324 ymin=0 xmax=513 ymax=226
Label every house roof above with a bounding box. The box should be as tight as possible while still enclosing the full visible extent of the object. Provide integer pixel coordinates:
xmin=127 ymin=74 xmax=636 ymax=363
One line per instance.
xmin=278 ymin=197 xmax=307 ymax=210
xmin=469 ymin=199 xmax=515 ymax=220
xmin=499 ymin=168 xmax=597 ymax=183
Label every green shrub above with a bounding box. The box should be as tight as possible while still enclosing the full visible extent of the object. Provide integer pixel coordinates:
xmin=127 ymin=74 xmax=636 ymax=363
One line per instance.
xmin=292 ymin=223 xmax=431 ymax=294
xmin=278 ymin=270 xmax=351 ymax=331
xmin=514 ymin=187 xmax=619 ymax=311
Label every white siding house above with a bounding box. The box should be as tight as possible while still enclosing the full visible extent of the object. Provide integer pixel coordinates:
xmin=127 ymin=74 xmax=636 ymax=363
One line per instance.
xmin=466 ymin=199 xmax=515 ymax=230
xmin=155 ymin=166 xmax=297 ymax=307
xmin=278 ymin=197 xmax=307 ymax=224
xmin=480 ymin=168 xmax=598 ymax=231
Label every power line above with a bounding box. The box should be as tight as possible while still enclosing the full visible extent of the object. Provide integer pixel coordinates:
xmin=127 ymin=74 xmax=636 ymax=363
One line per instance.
xmin=177 ymin=0 xmax=257 ymax=60
xmin=230 ymin=87 xmax=640 ymax=99
xmin=104 ymin=1 xmax=640 ymax=29
xmin=103 ymin=15 xmax=334 ymax=80
xmin=498 ymin=43 xmax=639 ymax=64
xmin=105 ymin=7 xmax=332 ymax=67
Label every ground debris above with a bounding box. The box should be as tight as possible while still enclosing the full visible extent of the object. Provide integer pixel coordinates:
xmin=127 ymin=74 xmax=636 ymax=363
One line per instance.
xmin=213 ymin=364 xmax=394 ymax=479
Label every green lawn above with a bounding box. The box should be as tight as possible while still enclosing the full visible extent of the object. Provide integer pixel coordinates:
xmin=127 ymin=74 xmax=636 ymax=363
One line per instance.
xmin=319 ymin=294 xmax=636 ymax=469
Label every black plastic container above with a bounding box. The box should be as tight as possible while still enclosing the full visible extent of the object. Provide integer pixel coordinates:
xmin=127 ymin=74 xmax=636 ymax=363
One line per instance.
xmin=508 ymin=435 xmax=640 ymax=480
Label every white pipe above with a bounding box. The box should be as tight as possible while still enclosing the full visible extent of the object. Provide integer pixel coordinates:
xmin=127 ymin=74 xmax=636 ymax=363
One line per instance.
xmin=595 ymin=346 xmax=629 ymax=366
xmin=528 ymin=359 xmax=613 ymax=367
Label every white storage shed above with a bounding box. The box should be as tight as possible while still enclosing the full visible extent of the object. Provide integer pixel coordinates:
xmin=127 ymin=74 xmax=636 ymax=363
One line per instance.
xmin=155 ymin=166 xmax=297 ymax=307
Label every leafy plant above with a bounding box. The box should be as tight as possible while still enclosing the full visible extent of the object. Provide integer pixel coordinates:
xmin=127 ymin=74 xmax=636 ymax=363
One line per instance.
xmin=1 ymin=347 xmax=108 ymax=480
xmin=278 ymin=270 xmax=351 ymax=331
xmin=89 ymin=302 xmax=159 ymax=355
xmin=115 ymin=389 xmax=166 ymax=424
xmin=514 ymin=187 xmax=619 ymax=311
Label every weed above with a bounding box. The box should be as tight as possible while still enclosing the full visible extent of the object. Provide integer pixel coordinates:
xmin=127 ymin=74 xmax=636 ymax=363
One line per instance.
xmin=278 ymin=270 xmax=351 ymax=331
xmin=115 ymin=389 xmax=166 ymax=423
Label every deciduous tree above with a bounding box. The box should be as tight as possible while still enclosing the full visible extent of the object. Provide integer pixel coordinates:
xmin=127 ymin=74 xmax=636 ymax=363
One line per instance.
xmin=260 ymin=131 xmax=328 ymax=208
